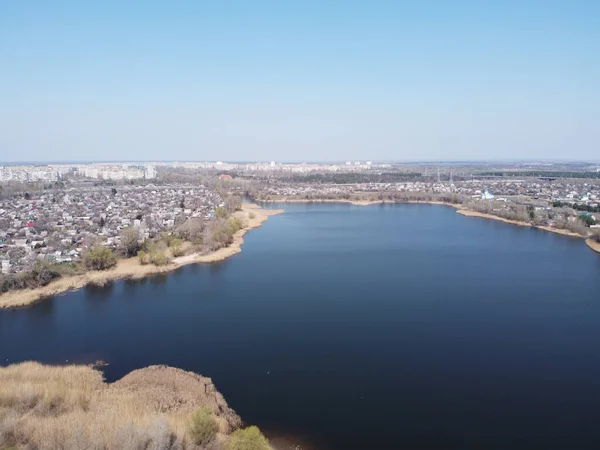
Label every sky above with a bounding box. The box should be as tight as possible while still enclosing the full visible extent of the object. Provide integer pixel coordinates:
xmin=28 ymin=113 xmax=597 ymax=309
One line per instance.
xmin=1 ymin=0 xmax=599 ymax=163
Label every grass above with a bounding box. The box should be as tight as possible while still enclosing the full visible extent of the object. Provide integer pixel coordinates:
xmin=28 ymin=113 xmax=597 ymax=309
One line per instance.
xmin=0 ymin=362 xmax=257 ymax=450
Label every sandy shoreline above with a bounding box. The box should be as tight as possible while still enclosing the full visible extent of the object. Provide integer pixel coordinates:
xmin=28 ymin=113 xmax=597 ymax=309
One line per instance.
xmin=259 ymin=197 xmax=457 ymax=207
xmin=0 ymin=204 xmax=283 ymax=309
xmin=587 ymin=239 xmax=600 ymax=254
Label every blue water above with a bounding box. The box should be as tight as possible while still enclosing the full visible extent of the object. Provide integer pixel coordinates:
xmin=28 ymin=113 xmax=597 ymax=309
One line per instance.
xmin=2 ymin=203 xmax=600 ymax=449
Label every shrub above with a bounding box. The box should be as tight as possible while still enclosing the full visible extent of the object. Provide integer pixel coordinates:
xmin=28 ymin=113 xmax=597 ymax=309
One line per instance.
xmin=149 ymin=251 xmax=170 ymax=266
xmin=249 ymin=212 xmax=256 ymax=219
xmin=225 ymin=426 xmax=270 ymax=450
xmin=168 ymin=238 xmax=182 ymax=248
xmin=171 ymin=246 xmax=184 ymax=258
xmin=188 ymin=407 xmax=218 ymax=446
xmin=215 ymin=207 xmax=228 ymax=219
xmin=161 ymin=234 xmax=176 ymax=247
xmin=227 ymin=217 xmax=245 ymax=233
xmin=83 ymin=247 xmax=117 ymax=271
xmin=137 ymin=250 xmax=148 ymax=265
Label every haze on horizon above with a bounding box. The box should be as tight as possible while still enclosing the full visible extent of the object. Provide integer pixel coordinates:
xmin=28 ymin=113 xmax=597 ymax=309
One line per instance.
xmin=1 ymin=1 xmax=599 ymax=163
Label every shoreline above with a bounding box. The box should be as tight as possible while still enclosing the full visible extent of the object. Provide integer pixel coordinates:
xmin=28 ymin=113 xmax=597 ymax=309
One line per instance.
xmin=258 ymin=197 xmax=457 ymax=207
xmin=587 ymin=238 xmax=600 ymax=254
xmin=0 ymin=204 xmax=283 ymax=309
xmin=0 ymin=362 xmax=253 ymax=449
xmin=260 ymin=197 xmax=592 ymax=241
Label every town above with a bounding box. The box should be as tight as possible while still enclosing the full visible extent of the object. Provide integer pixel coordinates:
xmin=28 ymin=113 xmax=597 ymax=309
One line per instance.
xmin=1 ymin=161 xmax=599 ymax=282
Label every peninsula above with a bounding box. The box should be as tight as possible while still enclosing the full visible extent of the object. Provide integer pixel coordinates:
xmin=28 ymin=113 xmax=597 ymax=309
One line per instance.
xmin=0 ymin=361 xmax=272 ymax=450
xmin=0 ymin=204 xmax=283 ymax=309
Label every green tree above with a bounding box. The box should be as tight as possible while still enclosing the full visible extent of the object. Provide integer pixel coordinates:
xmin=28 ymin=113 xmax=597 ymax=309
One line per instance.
xmin=83 ymin=247 xmax=117 ymax=271
xmin=225 ymin=426 xmax=270 ymax=450
xmin=188 ymin=407 xmax=218 ymax=446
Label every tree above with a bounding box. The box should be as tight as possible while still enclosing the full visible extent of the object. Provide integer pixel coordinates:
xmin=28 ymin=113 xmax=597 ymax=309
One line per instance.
xmin=83 ymin=247 xmax=117 ymax=271
xmin=580 ymin=214 xmax=596 ymax=227
xmin=111 ymin=188 xmax=117 ymax=196
xmin=24 ymin=192 xmax=31 ymax=200
xmin=215 ymin=207 xmax=228 ymax=219
xmin=99 ymin=217 xmax=106 ymax=228
xmin=224 ymin=195 xmax=242 ymax=213
xmin=120 ymin=227 xmax=141 ymax=257
xmin=188 ymin=407 xmax=218 ymax=446
xmin=179 ymin=198 xmax=185 ymax=209
xmin=225 ymin=426 xmax=270 ymax=450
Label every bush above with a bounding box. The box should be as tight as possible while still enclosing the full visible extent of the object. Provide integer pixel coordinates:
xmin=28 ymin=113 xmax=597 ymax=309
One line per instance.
xmin=188 ymin=407 xmax=218 ymax=446
xmin=225 ymin=426 xmax=270 ymax=450
xmin=83 ymin=247 xmax=117 ymax=271
xmin=161 ymin=234 xmax=176 ymax=247
xmin=137 ymin=250 xmax=148 ymax=265
xmin=228 ymin=217 xmax=245 ymax=233
xmin=149 ymin=251 xmax=170 ymax=266
xmin=171 ymin=246 xmax=184 ymax=258
xmin=168 ymin=238 xmax=182 ymax=248
xmin=248 ymin=212 xmax=255 ymax=219
xmin=215 ymin=207 xmax=228 ymax=220
xmin=168 ymin=238 xmax=184 ymax=257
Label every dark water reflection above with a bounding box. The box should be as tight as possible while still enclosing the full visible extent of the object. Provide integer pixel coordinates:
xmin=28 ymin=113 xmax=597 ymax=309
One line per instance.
xmin=2 ymin=204 xmax=600 ymax=449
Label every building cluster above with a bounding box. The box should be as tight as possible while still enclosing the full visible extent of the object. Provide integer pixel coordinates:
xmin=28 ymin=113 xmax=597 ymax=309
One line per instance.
xmin=163 ymin=161 xmax=389 ymax=173
xmin=0 ymin=165 xmax=70 ymax=183
xmin=261 ymin=177 xmax=600 ymax=207
xmin=0 ymin=163 xmax=157 ymax=183
xmin=76 ymin=164 xmax=156 ymax=180
xmin=0 ymin=185 xmax=222 ymax=274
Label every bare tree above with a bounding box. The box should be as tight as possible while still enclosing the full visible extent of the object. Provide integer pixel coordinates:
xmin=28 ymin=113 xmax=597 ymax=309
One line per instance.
xmin=119 ymin=227 xmax=141 ymax=257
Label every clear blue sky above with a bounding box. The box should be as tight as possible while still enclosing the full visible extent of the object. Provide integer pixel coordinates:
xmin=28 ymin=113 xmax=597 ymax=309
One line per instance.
xmin=1 ymin=0 xmax=599 ymax=162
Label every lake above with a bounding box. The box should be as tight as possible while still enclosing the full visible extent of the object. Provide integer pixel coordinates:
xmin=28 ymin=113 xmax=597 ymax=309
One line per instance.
xmin=2 ymin=203 xmax=600 ymax=449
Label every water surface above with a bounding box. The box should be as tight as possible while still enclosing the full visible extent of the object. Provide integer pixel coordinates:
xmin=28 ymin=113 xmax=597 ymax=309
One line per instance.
xmin=2 ymin=204 xmax=600 ymax=449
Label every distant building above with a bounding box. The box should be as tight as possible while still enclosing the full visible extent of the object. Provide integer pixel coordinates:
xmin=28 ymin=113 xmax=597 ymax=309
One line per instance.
xmin=145 ymin=165 xmax=156 ymax=179
xmin=219 ymin=174 xmax=232 ymax=181
xmin=481 ymin=190 xmax=495 ymax=200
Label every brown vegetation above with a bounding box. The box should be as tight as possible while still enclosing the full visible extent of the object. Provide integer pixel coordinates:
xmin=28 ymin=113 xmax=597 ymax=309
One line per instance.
xmin=0 ymin=362 xmax=274 ymax=450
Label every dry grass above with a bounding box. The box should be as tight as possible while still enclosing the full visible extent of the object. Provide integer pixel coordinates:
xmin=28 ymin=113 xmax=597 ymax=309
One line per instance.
xmin=0 ymin=362 xmax=245 ymax=450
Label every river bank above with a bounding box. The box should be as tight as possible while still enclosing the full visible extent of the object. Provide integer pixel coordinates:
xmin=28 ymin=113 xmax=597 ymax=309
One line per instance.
xmin=259 ymin=197 xmax=456 ymax=207
xmin=0 ymin=204 xmax=283 ymax=309
xmin=261 ymin=197 xmax=593 ymax=244
xmin=0 ymin=362 xmax=272 ymax=450
xmin=587 ymin=238 xmax=600 ymax=254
